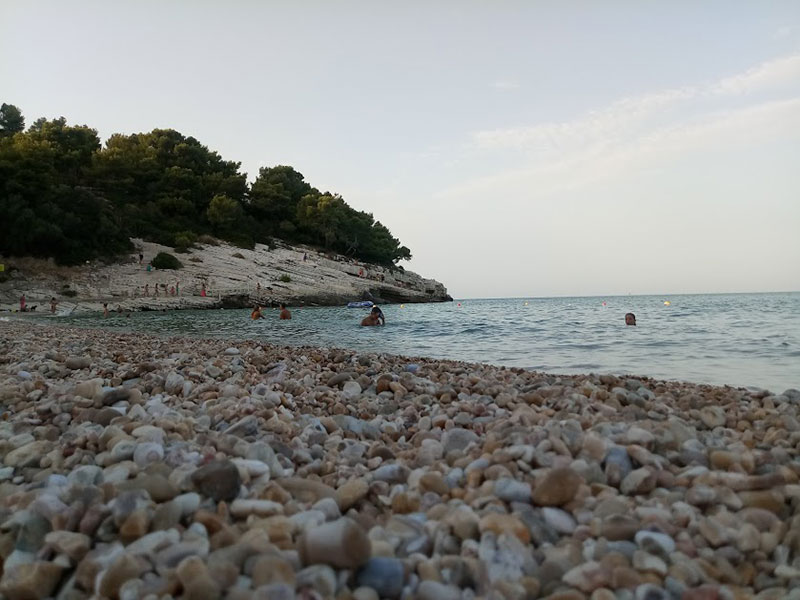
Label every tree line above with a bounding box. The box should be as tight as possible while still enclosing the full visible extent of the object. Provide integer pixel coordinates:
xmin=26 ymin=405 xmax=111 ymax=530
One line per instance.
xmin=0 ymin=103 xmax=412 ymax=266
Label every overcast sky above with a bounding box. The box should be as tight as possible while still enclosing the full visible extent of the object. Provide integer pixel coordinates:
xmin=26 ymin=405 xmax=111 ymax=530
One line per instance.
xmin=2 ymin=1 xmax=799 ymax=298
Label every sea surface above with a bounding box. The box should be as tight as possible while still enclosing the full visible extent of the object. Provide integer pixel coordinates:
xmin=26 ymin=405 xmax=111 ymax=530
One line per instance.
xmin=52 ymin=293 xmax=800 ymax=393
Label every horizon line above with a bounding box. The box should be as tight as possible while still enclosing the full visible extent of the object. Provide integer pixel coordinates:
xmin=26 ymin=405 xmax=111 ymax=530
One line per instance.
xmin=455 ymin=290 xmax=800 ymax=301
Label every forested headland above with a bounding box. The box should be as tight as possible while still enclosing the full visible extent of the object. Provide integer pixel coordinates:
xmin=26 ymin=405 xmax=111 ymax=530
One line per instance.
xmin=0 ymin=103 xmax=412 ymax=266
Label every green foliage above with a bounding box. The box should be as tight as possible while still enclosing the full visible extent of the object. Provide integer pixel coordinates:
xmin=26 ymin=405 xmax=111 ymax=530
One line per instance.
xmin=0 ymin=104 xmax=24 ymax=137
xmin=279 ymin=274 xmax=291 ymax=283
xmin=62 ymin=288 xmax=77 ymax=297
xmin=174 ymin=230 xmax=197 ymax=252
xmin=151 ymin=252 xmax=183 ymax=270
xmin=0 ymin=106 xmax=412 ymax=267
xmin=0 ymin=113 xmax=132 ymax=264
xmin=207 ymin=194 xmax=242 ymax=232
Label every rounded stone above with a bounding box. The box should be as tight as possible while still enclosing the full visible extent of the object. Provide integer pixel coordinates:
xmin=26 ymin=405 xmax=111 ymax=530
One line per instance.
xmin=532 ymin=468 xmax=583 ymax=506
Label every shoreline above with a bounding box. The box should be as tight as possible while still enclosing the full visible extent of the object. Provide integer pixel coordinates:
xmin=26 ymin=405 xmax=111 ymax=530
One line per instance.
xmin=8 ymin=309 xmax=797 ymax=395
xmin=1 ymin=321 xmax=799 ymax=599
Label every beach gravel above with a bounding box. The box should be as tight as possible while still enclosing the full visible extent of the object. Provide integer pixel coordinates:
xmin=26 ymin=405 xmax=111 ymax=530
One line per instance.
xmin=1 ymin=321 xmax=799 ymax=600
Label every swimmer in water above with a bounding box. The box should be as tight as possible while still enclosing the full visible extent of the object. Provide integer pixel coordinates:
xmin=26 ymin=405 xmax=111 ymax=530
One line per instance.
xmin=251 ymin=305 xmax=263 ymax=320
xmin=279 ymin=303 xmax=291 ymax=320
xmin=625 ymin=312 xmax=636 ymax=326
xmin=361 ymin=306 xmax=385 ymax=326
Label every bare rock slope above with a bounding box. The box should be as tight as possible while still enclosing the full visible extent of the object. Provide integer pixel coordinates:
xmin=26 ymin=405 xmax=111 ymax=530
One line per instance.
xmin=0 ymin=239 xmax=451 ymax=313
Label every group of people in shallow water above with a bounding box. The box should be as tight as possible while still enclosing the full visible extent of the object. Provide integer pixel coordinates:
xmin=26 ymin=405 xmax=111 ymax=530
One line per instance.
xmin=249 ymin=304 xmax=385 ymax=326
xmin=251 ymin=303 xmax=292 ymax=321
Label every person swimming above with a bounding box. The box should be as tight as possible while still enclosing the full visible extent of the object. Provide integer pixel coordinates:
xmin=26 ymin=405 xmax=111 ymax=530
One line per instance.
xmin=361 ymin=306 xmax=385 ymax=326
xmin=251 ymin=305 xmax=263 ymax=320
xmin=279 ymin=303 xmax=291 ymax=320
xmin=625 ymin=312 xmax=636 ymax=326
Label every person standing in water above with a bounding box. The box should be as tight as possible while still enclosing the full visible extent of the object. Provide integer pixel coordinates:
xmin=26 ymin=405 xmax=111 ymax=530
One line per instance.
xmin=102 ymin=303 xmax=109 ymax=318
xmin=361 ymin=306 xmax=385 ymax=326
xmin=279 ymin=304 xmax=291 ymax=320
xmin=50 ymin=297 xmax=58 ymax=314
xmin=625 ymin=313 xmax=636 ymax=326
xmin=251 ymin=305 xmax=263 ymax=320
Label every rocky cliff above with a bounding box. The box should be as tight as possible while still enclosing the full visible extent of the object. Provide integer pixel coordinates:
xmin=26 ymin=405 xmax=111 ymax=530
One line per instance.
xmin=0 ymin=239 xmax=451 ymax=314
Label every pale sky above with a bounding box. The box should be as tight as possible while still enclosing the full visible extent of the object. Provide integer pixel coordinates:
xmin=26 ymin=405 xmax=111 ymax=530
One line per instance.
xmin=2 ymin=1 xmax=799 ymax=298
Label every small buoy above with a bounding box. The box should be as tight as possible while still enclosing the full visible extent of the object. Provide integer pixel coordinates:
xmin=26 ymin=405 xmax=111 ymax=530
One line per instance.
xmin=602 ymin=302 xmax=607 ymax=306
xmin=524 ymin=302 xmax=529 ymax=306
xmin=457 ymin=303 xmax=462 ymax=307
xmin=664 ymin=301 xmax=671 ymax=306
xmin=400 ymin=304 xmax=405 ymax=308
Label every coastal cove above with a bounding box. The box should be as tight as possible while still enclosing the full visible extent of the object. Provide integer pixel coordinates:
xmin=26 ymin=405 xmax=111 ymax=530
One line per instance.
xmin=42 ymin=293 xmax=800 ymax=392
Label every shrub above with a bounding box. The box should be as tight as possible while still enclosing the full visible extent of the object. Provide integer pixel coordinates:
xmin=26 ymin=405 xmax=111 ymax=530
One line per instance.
xmin=151 ymin=252 xmax=183 ymax=270
xmin=197 ymin=234 xmax=219 ymax=246
xmin=279 ymin=274 xmax=291 ymax=283
xmin=174 ymin=231 xmax=197 ymax=252
xmin=227 ymin=233 xmax=255 ymax=250
xmin=62 ymin=288 xmax=77 ymax=297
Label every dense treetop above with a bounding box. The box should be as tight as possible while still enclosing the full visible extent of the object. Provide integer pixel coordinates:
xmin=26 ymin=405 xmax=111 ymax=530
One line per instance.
xmin=0 ymin=104 xmax=412 ymax=266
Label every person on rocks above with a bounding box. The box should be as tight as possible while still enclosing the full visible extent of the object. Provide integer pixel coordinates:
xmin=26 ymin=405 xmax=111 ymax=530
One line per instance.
xmin=144 ymin=284 xmax=149 ymax=297
xmin=361 ymin=306 xmax=385 ymax=326
xmin=139 ymin=252 xmax=144 ymax=265
xmin=50 ymin=297 xmax=58 ymax=314
xmin=102 ymin=303 xmax=109 ymax=318
xmin=19 ymin=294 xmax=26 ymax=312
xmin=625 ymin=312 xmax=636 ymax=326
xmin=251 ymin=305 xmax=263 ymax=320
xmin=279 ymin=303 xmax=292 ymax=320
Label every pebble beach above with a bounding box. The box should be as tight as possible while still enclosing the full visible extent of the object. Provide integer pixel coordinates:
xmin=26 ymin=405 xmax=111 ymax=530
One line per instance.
xmin=1 ymin=321 xmax=799 ymax=600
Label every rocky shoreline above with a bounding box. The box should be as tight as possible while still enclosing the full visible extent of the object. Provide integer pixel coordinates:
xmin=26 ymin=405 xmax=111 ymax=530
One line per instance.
xmin=1 ymin=321 xmax=799 ymax=600
xmin=0 ymin=239 xmax=452 ymax=315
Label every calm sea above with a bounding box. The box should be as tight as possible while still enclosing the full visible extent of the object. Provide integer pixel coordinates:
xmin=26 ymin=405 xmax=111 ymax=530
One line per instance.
xmin=54 ymin=293 xmax=799 ymax=393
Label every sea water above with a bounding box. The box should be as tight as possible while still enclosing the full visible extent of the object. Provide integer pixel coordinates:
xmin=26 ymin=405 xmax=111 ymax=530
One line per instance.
xmin=55 ymin=293 xmax=799 ymax=392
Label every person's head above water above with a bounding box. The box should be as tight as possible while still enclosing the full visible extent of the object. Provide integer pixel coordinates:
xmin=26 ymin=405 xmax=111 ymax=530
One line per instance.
xmin=625 ymin=312 xmax=636 ymax=326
